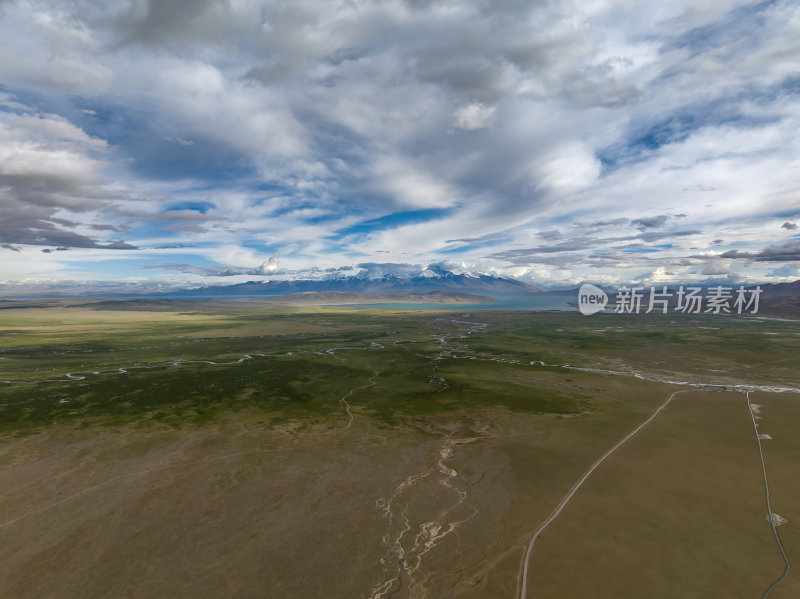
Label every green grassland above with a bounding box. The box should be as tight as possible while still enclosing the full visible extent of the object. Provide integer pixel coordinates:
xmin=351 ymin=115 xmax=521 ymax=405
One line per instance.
xmin=0 ymin=301 xmax=798 ymax=598
xmin=1 ymin=301 xmax=798 ymax=434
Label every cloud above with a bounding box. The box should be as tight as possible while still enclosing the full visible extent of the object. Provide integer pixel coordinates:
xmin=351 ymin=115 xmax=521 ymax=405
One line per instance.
xmin=352 ymin=262 xmax=423 ymax=279
xmin=164 ymin=136 xmax=194 ymax=146
xmin=91 ymin=223 xmax=129 ymax=232
xmin=721 ymin=239 xmax=800 ymax=262
xmin=700 ymin=260 xmax=730 ymax=275
xmin=0 ymin=0 xmax=798 ymax=288
xmin=578 ymin=218 xmax=630 ymax=230
xmin=683 ymin=184 xmax=717 ymax=192
xmin=638 ymin=229 xmax=701 ymax=242
xmin=361 ymin=155 xmax=459 ymax=209
xmin=537 ymin=229 xmax=563 ymax=241
xmin=0 ymin=106 xmax=138 ymax=249
xmin=489 ymin=229 xmax=702 ymax=263
xmin=445 ymin=232 xmax=507 ymax=245
xmin=117 ymin=0 xmax=244 ymax=48
xmin=631 ymin=215 xmax=670 ymax=230
xmin=0 ymin=92 xmax=27 ymax=111
xmin=782 ymin=221 xmax=798 ymax=230
xmin=451 ymin=103 xmax=495 ymax=131
xmin=0 ymin=1 xmax=112 ymax=95
xmin=145 ymin=254 xmax=283 ymax=277
xmin=0 ymin=201 xmax=138 ymax=249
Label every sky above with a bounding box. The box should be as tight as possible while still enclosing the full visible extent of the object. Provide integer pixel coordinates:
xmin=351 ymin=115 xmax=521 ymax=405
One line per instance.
xmin=0 ymin=0 xmax=799 ymax=293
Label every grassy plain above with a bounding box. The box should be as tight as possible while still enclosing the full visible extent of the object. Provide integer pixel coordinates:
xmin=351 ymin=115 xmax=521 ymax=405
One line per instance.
xmin=0 ymin=300 xmax=798 ymax=598
xmin=525 ymin=390 xmax=786 ymax=598
xmin=748 ymin=392 xmax=800 ymax=599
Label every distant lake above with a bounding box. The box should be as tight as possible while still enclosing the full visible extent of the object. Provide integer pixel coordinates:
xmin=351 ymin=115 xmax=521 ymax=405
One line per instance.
xmin=2 ymin=292 xmax=577 ymax=311
xmin=328 ymin=293 xmax=575 ymax=311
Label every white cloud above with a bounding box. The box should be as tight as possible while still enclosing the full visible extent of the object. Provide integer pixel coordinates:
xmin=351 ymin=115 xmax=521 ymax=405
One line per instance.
xmin=451 ymin=103 xmax=495 ymax=131
xmin=701 ymin=260 xmax=730 ymax=276
xmin=0 ymin=1 xmax=112 ymax=95
xmin=366 ymin=155 xmax=459 ymax=209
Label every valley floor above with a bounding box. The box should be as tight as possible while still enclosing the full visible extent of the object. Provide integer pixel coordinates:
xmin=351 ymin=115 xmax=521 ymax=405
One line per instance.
xmin=0 ymin=302 xmax=797 ymax=598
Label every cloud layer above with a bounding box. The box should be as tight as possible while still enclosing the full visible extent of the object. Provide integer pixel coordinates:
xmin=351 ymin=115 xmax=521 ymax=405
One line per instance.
xmin=0 ymin=0 xmax=798 ymax=288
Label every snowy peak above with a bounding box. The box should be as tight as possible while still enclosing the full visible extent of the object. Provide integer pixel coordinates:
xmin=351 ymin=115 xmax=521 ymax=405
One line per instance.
xmin=180 ymin=269 xmax=542 ymax=297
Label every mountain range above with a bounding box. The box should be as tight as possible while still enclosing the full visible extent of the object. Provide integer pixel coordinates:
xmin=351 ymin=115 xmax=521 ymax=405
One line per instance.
xmin=174 ymin=272 xmax=543 ymax=297
xmin=2 ymin=269 xmax=799 ymax=318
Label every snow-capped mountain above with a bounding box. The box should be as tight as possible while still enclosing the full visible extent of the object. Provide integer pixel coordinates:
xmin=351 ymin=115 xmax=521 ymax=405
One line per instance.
xmin=178 ymin=269 xmax=542 ymax=297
